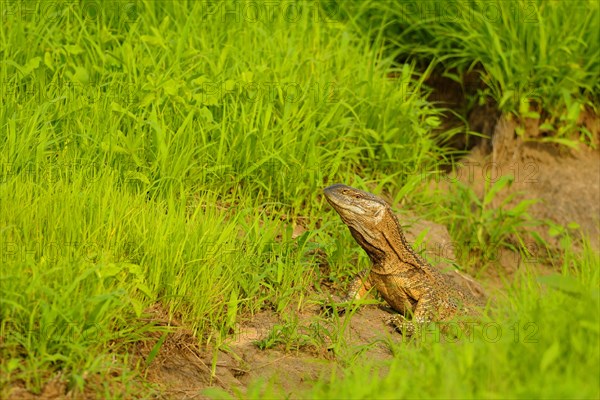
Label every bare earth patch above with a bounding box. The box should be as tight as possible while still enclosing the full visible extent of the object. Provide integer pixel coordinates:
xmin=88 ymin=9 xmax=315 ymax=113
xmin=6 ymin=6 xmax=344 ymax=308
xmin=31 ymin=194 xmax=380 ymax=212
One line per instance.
xmin=129 ymin=305 xmax=399 ymax=399
xmin=459 ymin=113 xmax=600 ymax=250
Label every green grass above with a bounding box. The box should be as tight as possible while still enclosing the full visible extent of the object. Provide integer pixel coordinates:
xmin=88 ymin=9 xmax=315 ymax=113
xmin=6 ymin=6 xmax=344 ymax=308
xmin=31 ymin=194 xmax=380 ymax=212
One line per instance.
xmin=1 ymin=0 xmax=598 ymax=398
xmin=0 ymin=0 xmax=444 ymax=394
xmin=1 ymin=0 xmax=445 ymax=209
xmin=338 ymin=0 xmax=599 ymax=144
xmin=442 ymin=174 xmax=543 ymax=270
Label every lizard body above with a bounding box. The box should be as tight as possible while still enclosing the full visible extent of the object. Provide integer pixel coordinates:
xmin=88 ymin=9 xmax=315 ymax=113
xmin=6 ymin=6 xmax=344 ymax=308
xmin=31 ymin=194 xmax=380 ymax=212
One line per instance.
xmin=324 ymin=184 xmax=484 ymax=334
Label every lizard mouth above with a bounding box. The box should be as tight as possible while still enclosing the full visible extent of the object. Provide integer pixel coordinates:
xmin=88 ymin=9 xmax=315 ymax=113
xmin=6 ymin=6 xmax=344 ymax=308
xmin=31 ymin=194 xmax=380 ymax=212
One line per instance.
xmin=324 ymin=184 xmax=384 ymax=213
xmin=326 ymin=197 xmax=368 ymax=216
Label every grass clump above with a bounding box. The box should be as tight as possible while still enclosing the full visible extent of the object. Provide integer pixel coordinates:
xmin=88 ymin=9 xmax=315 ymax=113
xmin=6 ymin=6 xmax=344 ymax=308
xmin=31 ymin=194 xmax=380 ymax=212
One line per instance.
xmin=442 ymin=175 xmax=543 ymax=270
xmin=1 ymin=0 xmax=448 ymax=211
xmin=338 ymin=0 xmax=599 ymax=143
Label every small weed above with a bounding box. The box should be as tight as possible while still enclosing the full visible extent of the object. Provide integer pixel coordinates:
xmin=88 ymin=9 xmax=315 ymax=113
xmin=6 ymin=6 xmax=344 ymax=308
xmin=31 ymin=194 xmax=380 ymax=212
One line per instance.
xmin=254 ymin=318 xmax=327 ymax=355
xmin=445 ymin=175 xmax=543 ymax=269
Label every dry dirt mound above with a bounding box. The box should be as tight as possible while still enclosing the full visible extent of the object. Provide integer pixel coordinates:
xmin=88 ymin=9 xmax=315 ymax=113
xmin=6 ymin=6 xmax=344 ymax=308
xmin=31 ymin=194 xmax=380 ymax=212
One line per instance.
xmin=457 ymin=114 xmax=600 ymax=251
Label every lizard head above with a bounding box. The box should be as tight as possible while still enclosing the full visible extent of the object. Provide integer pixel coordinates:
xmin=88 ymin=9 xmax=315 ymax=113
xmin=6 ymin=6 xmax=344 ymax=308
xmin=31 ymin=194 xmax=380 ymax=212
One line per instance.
xmin=323 ymin=184 xmax=391 ymax=252
xmin=324 ymin=184 xmax=432 ymax=276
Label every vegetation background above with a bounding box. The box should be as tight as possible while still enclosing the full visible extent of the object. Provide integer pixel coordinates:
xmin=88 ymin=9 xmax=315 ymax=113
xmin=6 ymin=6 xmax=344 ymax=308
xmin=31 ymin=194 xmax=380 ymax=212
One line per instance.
xmin=1 ymin=0 xmax=598 ymax=398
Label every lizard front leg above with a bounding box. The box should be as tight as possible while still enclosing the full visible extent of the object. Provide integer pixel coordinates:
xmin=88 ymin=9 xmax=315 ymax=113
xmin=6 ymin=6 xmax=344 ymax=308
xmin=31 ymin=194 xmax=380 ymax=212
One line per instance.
xmin=323 ymin=269 xmax=373 ymax=315
xmin=341 ymin=268 xmax=373 ymax=302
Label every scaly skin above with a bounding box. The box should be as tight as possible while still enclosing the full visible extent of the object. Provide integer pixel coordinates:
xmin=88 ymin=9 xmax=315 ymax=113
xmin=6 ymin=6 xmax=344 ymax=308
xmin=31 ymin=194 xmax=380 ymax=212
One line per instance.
xmin=324 ymin=184 xmax=483 ymax=334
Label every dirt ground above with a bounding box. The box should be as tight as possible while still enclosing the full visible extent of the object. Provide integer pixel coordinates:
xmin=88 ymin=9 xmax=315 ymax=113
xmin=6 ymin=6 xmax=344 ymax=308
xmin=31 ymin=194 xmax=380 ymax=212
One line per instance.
xmin=489 ymin=114 xmax=599 ymax=247
xmin=132 ymin=305 xmax=398 ymax=399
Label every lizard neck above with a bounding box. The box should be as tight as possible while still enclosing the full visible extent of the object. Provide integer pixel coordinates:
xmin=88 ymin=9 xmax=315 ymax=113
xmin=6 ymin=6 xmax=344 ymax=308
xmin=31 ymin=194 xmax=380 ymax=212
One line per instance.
xmin=349 ymin=207 xmax=432 ymax=275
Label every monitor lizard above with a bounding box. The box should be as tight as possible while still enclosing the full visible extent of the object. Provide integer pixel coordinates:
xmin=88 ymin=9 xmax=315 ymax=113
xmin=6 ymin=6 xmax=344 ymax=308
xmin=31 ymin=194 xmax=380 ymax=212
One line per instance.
xmin=324 ymin=183 xmax=484 ymax=335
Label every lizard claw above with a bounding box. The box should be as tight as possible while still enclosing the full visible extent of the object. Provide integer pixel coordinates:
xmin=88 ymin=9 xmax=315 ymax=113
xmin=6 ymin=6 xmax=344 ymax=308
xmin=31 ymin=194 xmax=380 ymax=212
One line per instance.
xmin=384 ymin=314 xmax=416 ymax=336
